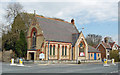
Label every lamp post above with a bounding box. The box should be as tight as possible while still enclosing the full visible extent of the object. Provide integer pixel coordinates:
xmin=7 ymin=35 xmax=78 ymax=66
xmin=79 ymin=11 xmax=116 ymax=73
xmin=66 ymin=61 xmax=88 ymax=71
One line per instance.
xmin=78 ymin=27 xmax=84 ymax=32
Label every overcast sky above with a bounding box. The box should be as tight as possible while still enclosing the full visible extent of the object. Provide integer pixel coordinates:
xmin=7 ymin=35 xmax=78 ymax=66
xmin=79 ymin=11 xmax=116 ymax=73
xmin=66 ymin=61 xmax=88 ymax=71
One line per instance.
xmin=0 ymin=0 xmax=119 ymax=44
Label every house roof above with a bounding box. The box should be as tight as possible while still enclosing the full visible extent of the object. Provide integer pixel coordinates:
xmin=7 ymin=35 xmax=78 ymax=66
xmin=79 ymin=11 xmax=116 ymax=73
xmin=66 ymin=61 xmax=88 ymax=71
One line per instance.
xmin=109 ymin=42 xmax=115 ymax=48
xmin=36 ymin=16 xmax=79 ymax=43
xmin=101 ymin=42 xmax=111 ymax=49
xmin=88 ymin=45 xmax=100 ymax=53
xmin=72 ymin=32 xmax=81 ymax=46
xmin=117 ymin=44 xmax=120 ymax=48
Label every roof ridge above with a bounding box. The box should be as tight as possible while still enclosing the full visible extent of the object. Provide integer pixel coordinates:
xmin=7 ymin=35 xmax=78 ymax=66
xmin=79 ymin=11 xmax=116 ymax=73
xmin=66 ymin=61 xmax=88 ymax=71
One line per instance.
xmin=36 ymin=15 xmax=72 ymax=24
xmin=88 ymin=45 xmax=96 ymax=49
xmin=36 ymin=15 xmax=79 ymax=33
xmin=73 ymin=24 xmax=79 ymax=33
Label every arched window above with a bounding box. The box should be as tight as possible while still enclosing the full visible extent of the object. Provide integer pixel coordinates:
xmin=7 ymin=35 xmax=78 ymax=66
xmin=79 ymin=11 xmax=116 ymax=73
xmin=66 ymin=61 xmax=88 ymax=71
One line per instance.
xmin=53 ymin=45 xmax=55 ymax=55
xmin=65 ymin=46 xmax=67 ymax=56
xmin=79 ymin=42 xmax=85 ymax=56
xmin=79 ymin=43 xmax=84 ymax=52
xmin=32 ymin=31 xmax=36 ymax=48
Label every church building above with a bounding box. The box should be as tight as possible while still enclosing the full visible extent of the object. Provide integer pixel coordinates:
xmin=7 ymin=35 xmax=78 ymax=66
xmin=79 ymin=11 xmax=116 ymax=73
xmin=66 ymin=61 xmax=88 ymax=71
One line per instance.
xmin=27 ymin=15 xmax=89 ymax=61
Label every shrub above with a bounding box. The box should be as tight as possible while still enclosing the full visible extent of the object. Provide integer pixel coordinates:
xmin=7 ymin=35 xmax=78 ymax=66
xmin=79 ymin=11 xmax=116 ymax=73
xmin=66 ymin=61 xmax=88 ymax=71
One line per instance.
xmin=110 ymin=50 xmax=119 ymax=62
xmin=78 ymin=61 xmax=81 ymax=64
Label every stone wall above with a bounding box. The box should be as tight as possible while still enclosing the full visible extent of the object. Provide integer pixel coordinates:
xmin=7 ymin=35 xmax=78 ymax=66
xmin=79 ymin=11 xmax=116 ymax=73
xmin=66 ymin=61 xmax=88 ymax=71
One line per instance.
xmin=33 ymin=60 xmax=102 ymax=64
xmin=2 ymin=50 xmax=13 ymax=62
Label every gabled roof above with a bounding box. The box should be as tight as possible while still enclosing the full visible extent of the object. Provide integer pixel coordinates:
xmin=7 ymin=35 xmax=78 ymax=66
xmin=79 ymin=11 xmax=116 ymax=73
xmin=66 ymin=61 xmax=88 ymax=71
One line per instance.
xmin=117 ymin=44 xmax=120 ymax=48
xmin=109 ymin=42 xmax=115 ymax=48
xmin=96 ymin=41 xmax=111 ymax=49
xmin=36 ymin=16 xmax=79 ymax=43
xmin=102 ymin=42 xmax=111 ymax=49
xmin=88 ymin=45 xmax=100 ymax=53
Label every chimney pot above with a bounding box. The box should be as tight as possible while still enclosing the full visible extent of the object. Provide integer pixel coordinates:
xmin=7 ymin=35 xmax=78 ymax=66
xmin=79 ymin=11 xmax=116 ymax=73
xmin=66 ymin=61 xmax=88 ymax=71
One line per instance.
xmin=71 ymin=19 xmax=75 ymax=25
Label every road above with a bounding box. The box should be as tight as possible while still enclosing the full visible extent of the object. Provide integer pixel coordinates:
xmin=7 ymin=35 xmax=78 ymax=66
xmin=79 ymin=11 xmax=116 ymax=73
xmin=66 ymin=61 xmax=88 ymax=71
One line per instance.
xmin=0 ymin=62 xmax=119 ymax=74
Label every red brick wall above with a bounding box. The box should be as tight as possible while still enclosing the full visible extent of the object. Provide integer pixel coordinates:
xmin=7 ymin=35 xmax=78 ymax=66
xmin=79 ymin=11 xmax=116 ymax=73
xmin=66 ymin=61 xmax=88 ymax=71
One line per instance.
xmin=97 ymin=44 xmax=106 ymax=59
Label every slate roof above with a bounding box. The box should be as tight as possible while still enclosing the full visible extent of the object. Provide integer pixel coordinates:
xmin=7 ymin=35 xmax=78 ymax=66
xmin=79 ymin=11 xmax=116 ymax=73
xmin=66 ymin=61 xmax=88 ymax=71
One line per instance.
xmin=36 ymin=16 xmax=79 ymax=43
xmin=72 ymin=32 xmax=81 ymax=46
xmin=88 ymin=45 xmax=100 ymax=53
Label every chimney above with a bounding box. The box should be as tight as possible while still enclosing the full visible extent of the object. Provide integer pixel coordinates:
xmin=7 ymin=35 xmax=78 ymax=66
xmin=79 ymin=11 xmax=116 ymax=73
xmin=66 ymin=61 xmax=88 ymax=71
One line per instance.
xmin=104 ymin=37 xmax=108 ymax=43
xmin=71 ymin=19 xmax=75 ymax=25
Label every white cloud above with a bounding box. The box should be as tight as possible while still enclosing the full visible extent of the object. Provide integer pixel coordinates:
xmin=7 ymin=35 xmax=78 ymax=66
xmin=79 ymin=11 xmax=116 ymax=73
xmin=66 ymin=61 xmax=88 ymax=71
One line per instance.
xmin=0 ymin=0 xmax=118 ymax=24
xmin=1 ymin=0 xmax=119 ymax=2
xmin=0 ymin=0 xmax=118 ymax=40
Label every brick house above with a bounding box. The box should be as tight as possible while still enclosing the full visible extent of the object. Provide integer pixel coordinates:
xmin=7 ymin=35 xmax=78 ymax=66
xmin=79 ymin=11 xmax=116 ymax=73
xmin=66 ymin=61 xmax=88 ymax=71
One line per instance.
xmin=109 ymin=42 xmax=119 ymax=50
xmin=96 ymin=37 xmax=119 ymax=60
xmin=27 ymin=15 xmax=88 ymax=61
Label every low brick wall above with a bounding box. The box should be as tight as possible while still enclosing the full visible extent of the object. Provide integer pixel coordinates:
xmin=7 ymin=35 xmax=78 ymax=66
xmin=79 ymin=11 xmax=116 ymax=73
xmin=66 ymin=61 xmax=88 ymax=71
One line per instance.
xmin=30 ymin=60 xmax=77 ymax=64
xmin=32 ymin=60 xmax=102 ymax=64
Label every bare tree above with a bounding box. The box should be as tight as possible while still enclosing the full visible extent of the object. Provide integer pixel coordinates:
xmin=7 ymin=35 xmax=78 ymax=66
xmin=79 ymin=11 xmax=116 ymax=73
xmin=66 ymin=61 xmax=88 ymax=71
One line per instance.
xmin=2 ymin=2 xmax=23 ymax=50
xmin=5 ymin=2 xmax=23 ymax=24
xmin=86 ymin=34 xmax=102 ymax=47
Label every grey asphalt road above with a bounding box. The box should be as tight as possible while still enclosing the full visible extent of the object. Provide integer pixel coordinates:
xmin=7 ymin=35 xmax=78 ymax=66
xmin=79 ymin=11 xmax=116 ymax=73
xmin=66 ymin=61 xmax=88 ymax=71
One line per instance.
xmin=0 ymin=62 xmax=119 ymax=73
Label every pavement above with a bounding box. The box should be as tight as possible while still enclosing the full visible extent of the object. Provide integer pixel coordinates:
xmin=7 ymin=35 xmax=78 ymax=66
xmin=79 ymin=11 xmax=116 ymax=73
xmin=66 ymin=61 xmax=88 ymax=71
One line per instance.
xmin=0 ymin=62 xmax=119 ymax=74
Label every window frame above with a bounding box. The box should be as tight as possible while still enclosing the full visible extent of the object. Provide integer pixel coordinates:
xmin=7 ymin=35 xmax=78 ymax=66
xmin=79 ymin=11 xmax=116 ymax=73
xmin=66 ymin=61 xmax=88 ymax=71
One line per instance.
xmin=32 ymin=31 xmax=36 ymax=48
xmin=65 ymin=46 xmax=67 ymax=56
xmin=53 ymin=45 xmax=55 ymax=55
xmin=79 ymin=42 xmax=85 ymax=56
xmin=50 ymin=45 xmax=52 ymax=56
xmin=62 ymin=46 xmax=64 ymax=56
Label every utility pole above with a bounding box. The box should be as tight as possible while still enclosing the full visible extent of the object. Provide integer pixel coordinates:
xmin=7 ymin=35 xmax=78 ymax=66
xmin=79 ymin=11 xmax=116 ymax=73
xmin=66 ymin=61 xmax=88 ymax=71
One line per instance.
xmin=78 ymin=27 xmax=84 ymax=32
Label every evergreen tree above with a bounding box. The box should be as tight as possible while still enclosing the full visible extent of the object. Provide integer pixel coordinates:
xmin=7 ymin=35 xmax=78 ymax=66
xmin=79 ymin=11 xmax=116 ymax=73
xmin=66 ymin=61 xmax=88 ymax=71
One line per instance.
xmin=15 ymin=30 xmax=27 ymax=57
